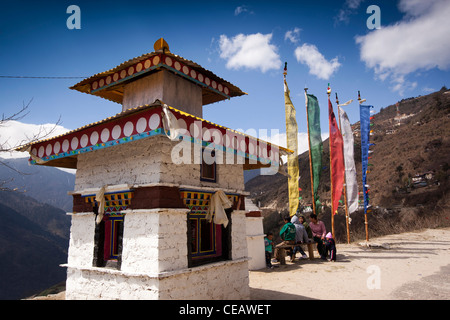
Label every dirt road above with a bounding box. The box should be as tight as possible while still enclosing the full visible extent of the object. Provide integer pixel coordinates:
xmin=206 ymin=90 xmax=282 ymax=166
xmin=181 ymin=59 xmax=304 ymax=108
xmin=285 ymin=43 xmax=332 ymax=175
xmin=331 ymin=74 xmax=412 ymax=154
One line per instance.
xmin=249 ymin=228 xmax=450 ymax=300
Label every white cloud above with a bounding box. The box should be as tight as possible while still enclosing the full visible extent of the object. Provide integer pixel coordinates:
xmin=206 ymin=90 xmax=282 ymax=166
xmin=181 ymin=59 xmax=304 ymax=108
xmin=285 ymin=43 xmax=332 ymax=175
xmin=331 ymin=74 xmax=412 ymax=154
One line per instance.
xmin=234 ymin=5 xmax=253 ymax=16
xmin=284 ymin=27 xmax=301 ymax=44
xmin=346 ymin=0 xmax=364 ymax=9
xmin=356 ymin=0 xmax=450 ymax=95
xmin=0 ymin=120 xmax=70 ymax=159
xmin=335 ymin=0 xmax=365 ymax=24
xmin=422 ymin=86 xmax=436 ymax=93
xmin=398 ymin=0 xmax=437 ymax=17
xmin=219 ymin=33 xmax=282 ymax=73
xmin=294 ymin=43 xmax=341 ymax=80
xmin=390 ymin=74 xmax=417 ymax=96
xmin=234 ymin=6 xmax=246 ymax=16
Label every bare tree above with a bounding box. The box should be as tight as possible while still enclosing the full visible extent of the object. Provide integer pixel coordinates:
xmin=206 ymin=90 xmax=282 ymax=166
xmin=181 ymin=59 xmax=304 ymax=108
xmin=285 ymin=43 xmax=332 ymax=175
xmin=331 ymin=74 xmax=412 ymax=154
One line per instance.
xmin=0 ymin=99 xmax=62 ymax=191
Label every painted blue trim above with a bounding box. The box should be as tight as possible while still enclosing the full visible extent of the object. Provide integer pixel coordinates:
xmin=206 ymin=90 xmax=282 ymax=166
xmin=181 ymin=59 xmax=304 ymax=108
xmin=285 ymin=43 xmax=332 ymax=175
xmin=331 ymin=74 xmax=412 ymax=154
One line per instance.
xmin=30 ymin=128 xmax=164 ymax=165
xmin=30 ymin=130 xmax=276 ymax=167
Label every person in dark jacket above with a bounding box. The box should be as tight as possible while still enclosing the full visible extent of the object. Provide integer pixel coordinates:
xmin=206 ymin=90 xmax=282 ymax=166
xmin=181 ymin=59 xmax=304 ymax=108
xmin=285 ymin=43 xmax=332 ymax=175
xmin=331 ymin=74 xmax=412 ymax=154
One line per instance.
xmin=324 ymin=232 xmax=337 ymax=261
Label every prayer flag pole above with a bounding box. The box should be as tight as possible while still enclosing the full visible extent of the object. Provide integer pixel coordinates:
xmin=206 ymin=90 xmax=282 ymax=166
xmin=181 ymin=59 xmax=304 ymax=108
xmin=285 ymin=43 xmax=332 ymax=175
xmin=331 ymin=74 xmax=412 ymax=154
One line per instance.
xmin=327 ymin=84 xmax=335 ymax=239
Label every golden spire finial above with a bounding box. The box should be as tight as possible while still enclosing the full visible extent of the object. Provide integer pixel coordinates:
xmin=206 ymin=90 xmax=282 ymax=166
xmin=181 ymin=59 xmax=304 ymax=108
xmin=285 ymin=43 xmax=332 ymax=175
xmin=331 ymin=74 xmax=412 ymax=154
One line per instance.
xmin=154 ymin=38 xmax=170 ymax=53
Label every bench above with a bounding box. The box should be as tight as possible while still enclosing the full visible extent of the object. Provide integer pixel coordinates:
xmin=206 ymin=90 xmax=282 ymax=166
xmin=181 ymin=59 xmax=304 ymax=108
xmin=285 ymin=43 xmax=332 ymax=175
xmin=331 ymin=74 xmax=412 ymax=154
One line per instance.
xmin=277 ymin=242 xmax=315 ymax=265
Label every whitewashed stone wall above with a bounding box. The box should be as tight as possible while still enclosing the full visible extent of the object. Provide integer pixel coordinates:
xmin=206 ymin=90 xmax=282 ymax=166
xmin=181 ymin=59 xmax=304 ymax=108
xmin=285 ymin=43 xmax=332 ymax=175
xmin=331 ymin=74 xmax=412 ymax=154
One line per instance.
xmin=231 ymin=210 xmax=248 ymax=260
xmin=65 ymin=267 xmax=160 ymax=300
xmin=121 ymin=209 xmax=188 ymax=274
xmin=158 ymin=260 xmax=249 ymax=300
xmin=67 ymin=213 xmax=95 ymax=268
xmin=65 ymin=209 xmax=250 ymax=300
xmin=66 ymin=259 xmax=249 ymax=300
xmin=245 ymin=216 xmax=266 ymax=270
xmin=75 ymin=136 xmax=244 ymax=193
xmin=66 ymin=209 xmax=248 ymax=272
xmin=66 ymin=133 xmax=250 ymax=300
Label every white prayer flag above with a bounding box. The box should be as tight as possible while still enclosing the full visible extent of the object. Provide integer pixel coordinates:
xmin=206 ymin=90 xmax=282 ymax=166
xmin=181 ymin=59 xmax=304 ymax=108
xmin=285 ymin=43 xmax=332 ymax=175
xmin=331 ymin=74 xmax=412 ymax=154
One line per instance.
xmin=339 ymin=107 xmax=359 ymax=214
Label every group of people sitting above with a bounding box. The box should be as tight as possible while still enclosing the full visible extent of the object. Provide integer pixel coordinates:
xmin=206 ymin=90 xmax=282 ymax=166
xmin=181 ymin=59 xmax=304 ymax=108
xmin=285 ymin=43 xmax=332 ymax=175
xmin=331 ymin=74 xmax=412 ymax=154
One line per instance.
xmin=264 ymin=213 xmax=336 ymax=269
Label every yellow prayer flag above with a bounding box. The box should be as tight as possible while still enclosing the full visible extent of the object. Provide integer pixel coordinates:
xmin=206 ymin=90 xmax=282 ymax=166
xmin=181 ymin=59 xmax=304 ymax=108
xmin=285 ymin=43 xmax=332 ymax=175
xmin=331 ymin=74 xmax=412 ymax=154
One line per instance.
xmin=284 ymin=75 xmax=299 ymax=217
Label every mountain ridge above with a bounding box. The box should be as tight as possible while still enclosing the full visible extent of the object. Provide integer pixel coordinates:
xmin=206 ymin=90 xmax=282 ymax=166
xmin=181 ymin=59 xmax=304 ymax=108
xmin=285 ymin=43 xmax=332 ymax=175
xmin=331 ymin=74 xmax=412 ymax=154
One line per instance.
xmin=0 ymin=157 xmax=75 ymax=212
xmin=0 ymin=158 xmax=72 ymax=299
xmin=0 ymin=195 xmax=69 ymax=300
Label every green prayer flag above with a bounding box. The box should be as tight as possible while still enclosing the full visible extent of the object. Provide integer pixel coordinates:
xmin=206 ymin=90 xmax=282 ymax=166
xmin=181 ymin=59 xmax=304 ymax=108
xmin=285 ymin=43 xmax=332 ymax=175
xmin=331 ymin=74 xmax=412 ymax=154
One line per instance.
xmin=306 ymin=94 xmax=323 ymax=214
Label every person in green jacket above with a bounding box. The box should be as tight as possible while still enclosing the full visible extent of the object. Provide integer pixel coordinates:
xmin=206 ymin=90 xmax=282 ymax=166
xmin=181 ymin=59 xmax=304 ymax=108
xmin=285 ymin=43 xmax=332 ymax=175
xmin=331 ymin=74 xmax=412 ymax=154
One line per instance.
xmin=279 ymin=217 xmax=296 ymax=241
xmin=273 ymin=216 xmax=296 ymax=261
xmin=264 ymin=232 xmax=274 ymax=268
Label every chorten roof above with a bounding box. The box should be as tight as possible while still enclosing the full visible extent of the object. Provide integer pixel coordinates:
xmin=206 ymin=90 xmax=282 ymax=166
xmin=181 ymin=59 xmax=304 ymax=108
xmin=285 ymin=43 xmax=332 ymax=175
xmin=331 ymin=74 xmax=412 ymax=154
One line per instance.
xmin=70 ymin=38 xmax=246 ymax=106
xmin=17 ymin=39 xmax=290 ymax=171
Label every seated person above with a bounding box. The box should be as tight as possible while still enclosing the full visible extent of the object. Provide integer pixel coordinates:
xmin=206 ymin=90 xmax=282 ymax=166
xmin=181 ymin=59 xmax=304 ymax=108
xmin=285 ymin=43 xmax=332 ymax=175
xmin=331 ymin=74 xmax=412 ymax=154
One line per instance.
xmin=309 ymin=213 xmax=327 ymax=259
xmin=291 ymin=215 xmax=310 ymax=260
xmin=273 ymin=216 xmax=296 ymax=261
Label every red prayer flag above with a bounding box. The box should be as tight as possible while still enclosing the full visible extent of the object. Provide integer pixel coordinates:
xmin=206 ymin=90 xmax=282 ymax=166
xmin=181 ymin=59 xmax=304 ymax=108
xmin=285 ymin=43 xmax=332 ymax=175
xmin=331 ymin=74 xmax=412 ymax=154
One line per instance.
xmin=328 ymin=97 xmax=345 ymax=215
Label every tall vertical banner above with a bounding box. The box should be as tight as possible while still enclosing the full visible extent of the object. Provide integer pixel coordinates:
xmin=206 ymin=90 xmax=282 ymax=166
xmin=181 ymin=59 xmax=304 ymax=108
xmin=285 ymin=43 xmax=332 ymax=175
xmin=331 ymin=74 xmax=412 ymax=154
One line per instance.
xmin=306 ymin=93 xmax=323 ymax=213
xmin=284 ymin=69 xmax=299 ymax=217
xmin=328 ymin=97 xmax=345 ymax=215
xmin=338 ymin=107 xmax=359 ymax=214
xmin=360 ymin=104 xmax=373 ymax=215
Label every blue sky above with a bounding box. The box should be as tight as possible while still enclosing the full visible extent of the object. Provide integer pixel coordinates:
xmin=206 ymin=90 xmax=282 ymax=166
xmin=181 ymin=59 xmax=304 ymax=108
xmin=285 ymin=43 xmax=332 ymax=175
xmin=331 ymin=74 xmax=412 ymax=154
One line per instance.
xmin=1 ymin=0 xmax=449 ymax=155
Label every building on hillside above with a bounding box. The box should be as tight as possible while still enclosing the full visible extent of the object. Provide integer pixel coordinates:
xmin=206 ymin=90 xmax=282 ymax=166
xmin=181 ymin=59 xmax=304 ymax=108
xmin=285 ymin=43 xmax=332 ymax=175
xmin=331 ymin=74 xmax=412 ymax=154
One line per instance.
xmin=18 ymin=38 xmax=290 ymax=300
xmin=412 ymin=171 xmax=435 ymax=188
